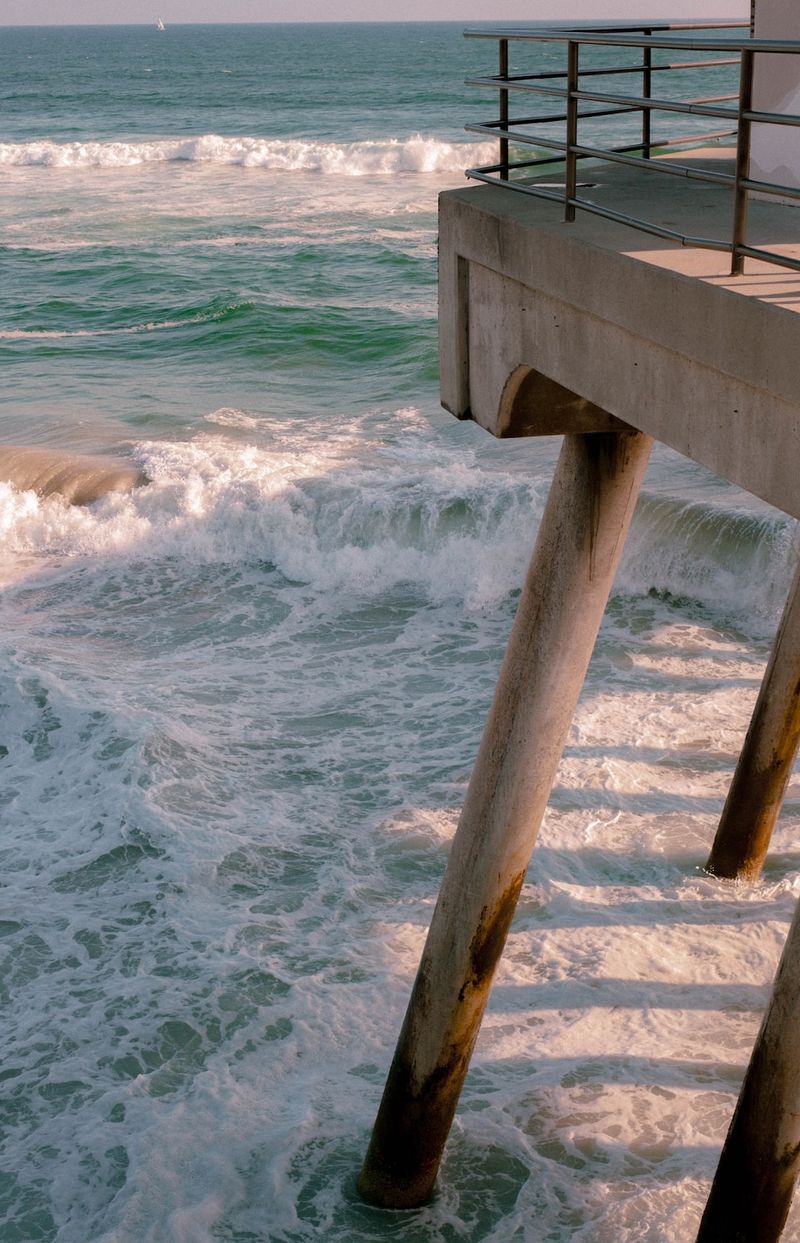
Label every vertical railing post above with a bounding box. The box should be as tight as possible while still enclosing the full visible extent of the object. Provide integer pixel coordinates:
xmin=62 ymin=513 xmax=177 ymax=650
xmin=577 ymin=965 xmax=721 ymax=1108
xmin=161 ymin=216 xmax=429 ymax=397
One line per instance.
xmin=565 ymin=40 xmax=579 ymax=222
xmin=642 ymin=30 xmax=652 ymax=158
xmin=731 ymin=45 xmax=754 ymax=276
xmin=499 ymin=38 xmax=509 ymax=181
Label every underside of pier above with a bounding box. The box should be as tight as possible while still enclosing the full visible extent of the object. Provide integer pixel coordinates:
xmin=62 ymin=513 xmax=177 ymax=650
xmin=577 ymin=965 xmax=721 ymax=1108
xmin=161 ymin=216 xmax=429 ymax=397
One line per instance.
xmin=440 ymin=152 xmax=800 ymax=515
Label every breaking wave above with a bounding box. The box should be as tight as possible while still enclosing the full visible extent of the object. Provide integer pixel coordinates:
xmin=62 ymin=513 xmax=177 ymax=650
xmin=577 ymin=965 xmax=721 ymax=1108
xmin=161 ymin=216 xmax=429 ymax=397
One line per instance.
xmin=0 ymin=307 xmax=245 ymax=341
xmin=0 ymin=133 xmax=495 ymax=173
xmin=0 ymin=433 xmax=797 ymax=629
xmin=621 ymin=492 xmax=800 ymax=631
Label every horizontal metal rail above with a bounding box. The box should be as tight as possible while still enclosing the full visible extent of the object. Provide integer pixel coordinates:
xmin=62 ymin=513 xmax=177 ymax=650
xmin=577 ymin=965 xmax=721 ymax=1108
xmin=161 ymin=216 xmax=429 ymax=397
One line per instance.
xmin=465 ymin=30 xmax=791 ymax=54
xmin=468 ymin=136 xmax=694 ymax=176
xmin=465 ymin=174 xmax=800 ymax=273
xmin=485 ymin=57 xmax=739 ymax=83
xmin=735 ymin=243 xmax=800 ymax=271
xmin=469 ymin=75 xmax=735 ymax=113
xmin=463 ymin=22 xmax=800 ymax=275
xmin=566 ymin=195 xmax=729 ymax=250
xmin=466 ymin=128 xmax=738 ymax=184
xmin=573 ymin=89 xmax=738 ymax=117
xmin=476 ymin=107 xmax=642 ymax=126
xmin=741 ymin=175 xmax=800 ymax=202
xmin=521 ymin=22 xmax=746 ymax=33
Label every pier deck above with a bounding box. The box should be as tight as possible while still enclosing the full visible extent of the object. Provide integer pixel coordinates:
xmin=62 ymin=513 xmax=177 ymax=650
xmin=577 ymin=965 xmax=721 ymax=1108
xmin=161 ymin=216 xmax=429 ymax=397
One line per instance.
xmin=440 ymin=151 xmax=800 ymax=517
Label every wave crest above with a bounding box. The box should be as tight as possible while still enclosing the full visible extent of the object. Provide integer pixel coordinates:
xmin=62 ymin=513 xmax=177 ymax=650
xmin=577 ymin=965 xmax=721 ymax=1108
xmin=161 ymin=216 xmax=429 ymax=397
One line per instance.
xmin=0 ymin=304 xmax=251 ymax=342
xmin=0 ymin=133 xmax=495 ymax=174
xmin=620 ymin=493 xmax=799 ymax=631
xmin=0 ymin=433 xmax=541 ymax=612
xmin=2 ymin=433 xmax=795 ymax=629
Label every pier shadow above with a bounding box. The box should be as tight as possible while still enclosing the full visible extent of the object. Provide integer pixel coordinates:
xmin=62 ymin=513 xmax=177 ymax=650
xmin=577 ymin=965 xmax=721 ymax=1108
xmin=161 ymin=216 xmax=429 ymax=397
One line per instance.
xmin=464 ymin=1052 xmax=747 ymax=1106
xmin=487 ymin=977 xmax=770 ymax=1015
xmin=515 ymin=891 xmax=799 ymax=932
xmin=548 ymin=787 xmax=726 ymax=816
xmin=561 ymin=743 xmax=741 ymax=769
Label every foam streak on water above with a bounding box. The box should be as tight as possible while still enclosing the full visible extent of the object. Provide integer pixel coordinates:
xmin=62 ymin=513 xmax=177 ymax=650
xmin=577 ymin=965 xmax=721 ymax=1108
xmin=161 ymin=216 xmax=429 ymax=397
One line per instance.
xmin=2 ymin=22 xmax=800 ymax=1243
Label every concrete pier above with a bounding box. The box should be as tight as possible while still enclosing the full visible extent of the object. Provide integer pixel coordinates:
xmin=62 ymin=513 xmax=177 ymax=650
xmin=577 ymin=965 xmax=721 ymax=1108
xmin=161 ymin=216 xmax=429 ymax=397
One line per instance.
xmin=358 ymin=428 xmax=652 ymax=1207
xmin=439 ymin=155 xmax=800 ymax=517
xmin=363 ymin=147 xmax=800 ymax=1229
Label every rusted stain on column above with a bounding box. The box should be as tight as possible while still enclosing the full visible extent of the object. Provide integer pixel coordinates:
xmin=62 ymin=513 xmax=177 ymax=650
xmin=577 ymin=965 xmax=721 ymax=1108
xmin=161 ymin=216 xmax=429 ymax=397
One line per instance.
xmin=357 ymin=870 xmax=526 ymax=1209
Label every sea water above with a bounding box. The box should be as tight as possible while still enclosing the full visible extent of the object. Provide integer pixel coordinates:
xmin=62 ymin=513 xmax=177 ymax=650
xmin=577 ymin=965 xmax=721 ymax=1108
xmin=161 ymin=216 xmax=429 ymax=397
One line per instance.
xmin=1 ymin=22 xmax=800 ymax=1243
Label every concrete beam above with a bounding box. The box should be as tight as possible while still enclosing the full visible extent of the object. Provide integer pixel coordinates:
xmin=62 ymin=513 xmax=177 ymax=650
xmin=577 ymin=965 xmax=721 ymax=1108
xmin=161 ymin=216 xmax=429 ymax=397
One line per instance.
xmin=439 ymin=171 xmax=800 ymax=517
xmin=495 ymin=366 xmax=628 ymax=437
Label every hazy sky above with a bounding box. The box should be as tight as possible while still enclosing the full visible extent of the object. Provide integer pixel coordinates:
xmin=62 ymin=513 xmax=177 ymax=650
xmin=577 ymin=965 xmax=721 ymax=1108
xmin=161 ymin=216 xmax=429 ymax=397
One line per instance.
xmin=1 ymin=2 xmax=750 ymax=26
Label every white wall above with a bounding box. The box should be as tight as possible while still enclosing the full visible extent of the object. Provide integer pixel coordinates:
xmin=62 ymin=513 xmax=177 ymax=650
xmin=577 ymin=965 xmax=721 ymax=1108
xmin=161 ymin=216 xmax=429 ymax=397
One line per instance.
xmin=751 ymin=0 xmax=800 ymax=190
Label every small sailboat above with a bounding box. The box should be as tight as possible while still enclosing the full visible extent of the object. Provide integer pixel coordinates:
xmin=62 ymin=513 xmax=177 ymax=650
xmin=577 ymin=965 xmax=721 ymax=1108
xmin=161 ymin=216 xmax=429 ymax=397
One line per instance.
xmin=156 ymin=16 xmax=165 ymax=30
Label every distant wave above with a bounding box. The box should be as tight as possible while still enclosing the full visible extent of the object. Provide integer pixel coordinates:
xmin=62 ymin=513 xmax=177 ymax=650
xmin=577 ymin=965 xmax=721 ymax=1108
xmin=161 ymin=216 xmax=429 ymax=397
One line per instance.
xmin=0 ymin=304 xmax=250 ymax=341
xmin=0 ymin=134 xmax=495 ymax=174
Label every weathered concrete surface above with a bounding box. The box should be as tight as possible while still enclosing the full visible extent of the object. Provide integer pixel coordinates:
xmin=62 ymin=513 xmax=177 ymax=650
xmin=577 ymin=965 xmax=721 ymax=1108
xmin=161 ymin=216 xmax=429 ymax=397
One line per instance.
xmin=439 ymin=154 xmax=800 ymax=516
xmin=358 ymin=428 xmax=653 ymax=1208
xmin=0 ymin=445 xmax=146 ymax=505
xmin=496 ymin=367 xmax=629 ymax=437
xmin=697 ymin=890 xmax=800 ymax=1243
xmin=707 ymin=557 xmax=800 ymax=880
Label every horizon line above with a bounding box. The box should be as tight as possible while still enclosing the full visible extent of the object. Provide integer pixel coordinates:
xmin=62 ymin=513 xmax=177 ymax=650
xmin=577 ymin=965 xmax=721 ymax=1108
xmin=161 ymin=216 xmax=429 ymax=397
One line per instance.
xmin=0 ymin=15 xmax=748 ymax=27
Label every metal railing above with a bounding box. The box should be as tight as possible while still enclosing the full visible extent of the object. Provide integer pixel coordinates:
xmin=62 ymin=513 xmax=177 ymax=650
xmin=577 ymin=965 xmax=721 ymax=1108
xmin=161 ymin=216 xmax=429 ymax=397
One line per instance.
xmin=464 ymin=24 xmax=800 ymax=275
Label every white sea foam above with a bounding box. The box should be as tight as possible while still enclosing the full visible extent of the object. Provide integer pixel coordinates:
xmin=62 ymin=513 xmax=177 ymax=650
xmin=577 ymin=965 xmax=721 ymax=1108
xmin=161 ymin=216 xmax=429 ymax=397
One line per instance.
xmin=0 ymin=133 xmax=496 ymax=174
xmin=3 ymin=421 xmax=800 ymax=1243
xmin=204 ymin=407 xmax=263 ymax=429
xmin=0 ymin=432 xmax=542 ymax=611
xmin=0 ymin=431 xmax=792 ymax=628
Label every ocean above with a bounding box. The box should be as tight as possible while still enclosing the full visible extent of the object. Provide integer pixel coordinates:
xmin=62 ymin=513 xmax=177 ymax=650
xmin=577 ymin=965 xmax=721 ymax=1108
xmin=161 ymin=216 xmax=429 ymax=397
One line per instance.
xmin=1 ymin=21 xmax=800 ymax=1243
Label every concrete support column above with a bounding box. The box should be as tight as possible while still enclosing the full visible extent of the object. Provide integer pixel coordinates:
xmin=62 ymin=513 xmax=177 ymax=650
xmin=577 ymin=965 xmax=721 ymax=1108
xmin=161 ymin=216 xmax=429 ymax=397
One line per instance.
xmin=706 ymin=558 xmax=800 ymax=881
xmin=697 ymin=891 xmax=800 ymax=1243
xmin=358 ymin=428 xmax=653 ymax=1209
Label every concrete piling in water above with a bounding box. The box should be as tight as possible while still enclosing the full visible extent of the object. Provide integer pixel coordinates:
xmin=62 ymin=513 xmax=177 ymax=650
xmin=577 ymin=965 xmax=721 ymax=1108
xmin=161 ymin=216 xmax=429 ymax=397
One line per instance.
xmin=706 ymin=559 xmax=800 ymax=881
xmin=358 ymin=428 xmax=653 ymax=1209
xmin=696 ymin=890 xmax=800 ymax=1242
